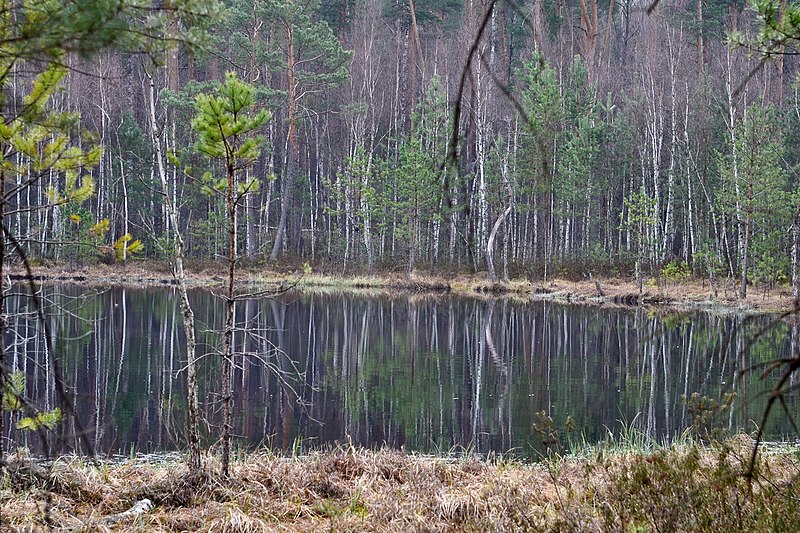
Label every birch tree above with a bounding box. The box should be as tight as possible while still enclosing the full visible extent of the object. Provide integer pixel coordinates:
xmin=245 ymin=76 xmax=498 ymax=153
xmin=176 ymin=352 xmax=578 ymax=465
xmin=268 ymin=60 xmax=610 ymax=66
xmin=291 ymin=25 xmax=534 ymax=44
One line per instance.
xmin=145 ymin=63 xmax=203 ymax=472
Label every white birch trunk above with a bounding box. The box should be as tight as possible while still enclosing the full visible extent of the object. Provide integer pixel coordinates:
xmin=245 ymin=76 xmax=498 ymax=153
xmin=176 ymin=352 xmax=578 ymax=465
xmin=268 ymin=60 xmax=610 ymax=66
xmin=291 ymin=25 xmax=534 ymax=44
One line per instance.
xmin=145 ymin=67 xmax=202 ymax=472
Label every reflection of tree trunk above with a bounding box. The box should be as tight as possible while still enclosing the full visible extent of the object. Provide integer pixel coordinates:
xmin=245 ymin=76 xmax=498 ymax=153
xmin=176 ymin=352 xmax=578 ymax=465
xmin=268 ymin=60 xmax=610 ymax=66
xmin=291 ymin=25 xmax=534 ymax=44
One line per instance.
xmin=360 ymin=302 xmax=372 ymax=442
xmin=260 ymin=300 xmax=272 ymax=438
xmin=733 ymin=319 xmax=746 ymax=422
xmin=241 ymin=300 xmax=256 ymax=439
xmin=94 ymin=298 xmax=103 ymax=450
xmin=111 ymin=291 xmax=127 ymax=424
xmin=484 ymin=300 xmax=509 ymax=448
xmin=647 ymin=327 xmax=657 ymax=438
xmin=269 ymin=300 xmax=293 ymax=449
xmin=305 ymin=296 xmax=317 ymax=402
xmin=163 ymin=303 xmax=178 ymax=448
xmin=472 ymin=305 xmax=485 ymax=447
xmin=484 ymin=301 xmax=507 ymax=375
xmin=461 ymin=303 xmax=474 ymax=445
xmin=681 ymin=323 xmax=693 ymax=429
xmin=662 ymin=323 xmax=670 ymax=437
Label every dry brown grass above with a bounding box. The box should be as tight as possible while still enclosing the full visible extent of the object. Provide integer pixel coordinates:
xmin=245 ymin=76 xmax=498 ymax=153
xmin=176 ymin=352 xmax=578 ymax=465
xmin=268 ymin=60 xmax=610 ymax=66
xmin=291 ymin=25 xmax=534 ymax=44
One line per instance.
xmin=11 ymin=261 xmax=797 ymax=312
xmin=3 ymin=440 xmax=800 ymax=532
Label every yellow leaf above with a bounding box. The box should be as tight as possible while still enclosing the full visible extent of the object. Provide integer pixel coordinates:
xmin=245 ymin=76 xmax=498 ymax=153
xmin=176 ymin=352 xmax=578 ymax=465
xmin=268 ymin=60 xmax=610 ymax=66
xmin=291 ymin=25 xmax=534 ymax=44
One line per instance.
xmin=89 ymin=219 xmax=110 ymax=237
xmin=127 ymin=240 xmax=144 ymax=255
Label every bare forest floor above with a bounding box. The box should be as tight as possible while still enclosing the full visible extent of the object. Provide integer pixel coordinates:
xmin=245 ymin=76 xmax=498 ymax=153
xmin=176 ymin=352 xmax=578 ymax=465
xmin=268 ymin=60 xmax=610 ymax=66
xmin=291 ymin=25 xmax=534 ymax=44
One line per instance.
xmin=10 ymin=260 xmax=797 ymax=313
xmin=3 ymin=436 xmax=800 ymax=531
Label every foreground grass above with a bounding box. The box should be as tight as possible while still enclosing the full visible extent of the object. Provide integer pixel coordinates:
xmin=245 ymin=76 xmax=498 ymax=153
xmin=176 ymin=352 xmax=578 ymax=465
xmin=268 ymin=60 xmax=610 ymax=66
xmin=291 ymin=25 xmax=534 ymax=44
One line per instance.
xmin=3 ymin=436 xmax=799 ymax=532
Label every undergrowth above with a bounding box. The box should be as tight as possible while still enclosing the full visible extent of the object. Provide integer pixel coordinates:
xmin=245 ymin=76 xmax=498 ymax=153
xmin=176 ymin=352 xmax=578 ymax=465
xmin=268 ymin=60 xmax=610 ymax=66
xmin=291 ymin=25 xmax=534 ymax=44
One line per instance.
xmin=2 ymin=434 xmax=799 ymax=532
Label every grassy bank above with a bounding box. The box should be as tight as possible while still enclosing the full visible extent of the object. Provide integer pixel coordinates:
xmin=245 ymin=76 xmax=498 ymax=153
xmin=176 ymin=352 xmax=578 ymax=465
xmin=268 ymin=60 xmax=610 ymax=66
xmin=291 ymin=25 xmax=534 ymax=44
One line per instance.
xmin=10 ymin=260 xmax=798 ymax=312
xmin=3 ymin=436 xmax=799 ymax=531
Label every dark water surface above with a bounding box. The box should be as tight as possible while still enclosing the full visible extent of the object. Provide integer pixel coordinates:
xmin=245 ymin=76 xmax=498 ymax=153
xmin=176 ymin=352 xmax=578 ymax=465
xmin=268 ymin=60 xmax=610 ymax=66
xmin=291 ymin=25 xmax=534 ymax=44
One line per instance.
xmin=4 ymin=285 xmax=798 ymax=457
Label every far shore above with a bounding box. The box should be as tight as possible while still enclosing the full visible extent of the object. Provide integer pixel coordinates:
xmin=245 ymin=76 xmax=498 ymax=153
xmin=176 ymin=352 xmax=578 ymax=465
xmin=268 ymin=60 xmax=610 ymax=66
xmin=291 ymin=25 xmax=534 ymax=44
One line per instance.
xmin=8 ymin=260 xmax=798 ymax=314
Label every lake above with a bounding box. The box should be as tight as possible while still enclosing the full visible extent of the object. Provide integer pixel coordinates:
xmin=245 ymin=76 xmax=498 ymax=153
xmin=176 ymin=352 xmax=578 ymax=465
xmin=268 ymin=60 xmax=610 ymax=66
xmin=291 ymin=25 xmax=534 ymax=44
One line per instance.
xmin=3 ymin=285 xmax=797 ymax=458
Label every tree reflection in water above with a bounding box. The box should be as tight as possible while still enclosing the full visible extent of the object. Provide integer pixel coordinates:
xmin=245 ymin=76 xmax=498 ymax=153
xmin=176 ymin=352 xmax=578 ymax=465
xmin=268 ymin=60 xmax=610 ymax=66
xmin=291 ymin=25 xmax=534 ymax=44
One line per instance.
xmin=3 ymin=285 xmax=793 ymax=457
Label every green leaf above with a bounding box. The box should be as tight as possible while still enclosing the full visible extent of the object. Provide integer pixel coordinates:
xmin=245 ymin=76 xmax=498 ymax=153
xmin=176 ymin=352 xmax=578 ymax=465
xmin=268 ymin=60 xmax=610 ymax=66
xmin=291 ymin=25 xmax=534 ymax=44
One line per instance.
xmin=2 ymin=372 xmax=25 ymax=411
xmin=17 ymin=408 xmax=63 ymax=431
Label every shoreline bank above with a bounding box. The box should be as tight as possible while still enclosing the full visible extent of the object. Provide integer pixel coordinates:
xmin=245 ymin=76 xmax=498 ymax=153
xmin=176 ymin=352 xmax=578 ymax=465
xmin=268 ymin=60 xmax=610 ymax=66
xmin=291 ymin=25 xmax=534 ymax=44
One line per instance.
xmin=8 ymin=261 xmax=797 ymax=313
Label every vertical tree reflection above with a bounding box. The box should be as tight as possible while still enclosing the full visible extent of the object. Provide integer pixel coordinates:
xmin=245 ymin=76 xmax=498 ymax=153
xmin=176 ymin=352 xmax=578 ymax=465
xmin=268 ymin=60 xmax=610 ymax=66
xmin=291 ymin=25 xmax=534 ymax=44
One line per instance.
xmin=2 ymin=286 xmax=793 ymax=457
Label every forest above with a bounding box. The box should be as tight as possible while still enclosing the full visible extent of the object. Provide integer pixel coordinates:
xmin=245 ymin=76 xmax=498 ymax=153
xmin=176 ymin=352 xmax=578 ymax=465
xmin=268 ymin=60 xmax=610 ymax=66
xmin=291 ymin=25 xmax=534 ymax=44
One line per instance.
xmin=1 ymin=0 xmax=798 ymax=298
xmin=5 ymin=2 xmax=800 ymax=530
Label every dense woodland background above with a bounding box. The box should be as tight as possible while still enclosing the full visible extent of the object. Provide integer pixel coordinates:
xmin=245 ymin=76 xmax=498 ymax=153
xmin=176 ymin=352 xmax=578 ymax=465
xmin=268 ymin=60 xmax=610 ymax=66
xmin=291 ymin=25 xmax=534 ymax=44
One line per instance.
xmin=8 ymin=0 xmax=800 ymax=293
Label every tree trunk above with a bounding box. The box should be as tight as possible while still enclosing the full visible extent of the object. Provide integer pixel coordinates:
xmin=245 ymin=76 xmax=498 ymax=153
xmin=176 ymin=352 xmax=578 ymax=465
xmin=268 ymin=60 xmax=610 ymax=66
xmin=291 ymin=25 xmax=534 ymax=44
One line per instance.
xmin=684 ymin=83 xmax=697 ymax=261
xmin=221 ymin=157 xmax=237 ymax=476
xmin=362 ymin=151 xmax=374 ymax=271
xmin=739 ymin=181 xmax=752 ymax=299
xmin=696 ymin=0 xmax=704 ymax=73
xmin=270 ymin=25 xmax=298 ymax=261
xmin=487 ymin=205 xmax=512 ymax=282
xmin=663 ymin=32 xmax=680 ymax=260
xmin=0 ymin=168 xmax=6 ymax=463
xmin=726 ymin=50 xmax=744 ymax=282
xmin=792 ymin=215 xmax=799 ymax=300
xmin=146 ymin=67 xmax=201 ymax=473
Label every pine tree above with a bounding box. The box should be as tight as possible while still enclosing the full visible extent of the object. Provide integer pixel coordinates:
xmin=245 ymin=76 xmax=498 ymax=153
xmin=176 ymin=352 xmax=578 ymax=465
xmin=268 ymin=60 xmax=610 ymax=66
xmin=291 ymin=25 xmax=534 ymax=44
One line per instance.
xmin=518 ymin=54 xmax=563 ymax=281
xmin=192 ymin=71 xmax=269 ymax=476
xmin=264 ymin=0 xmax=351 ymax=261
xmin=0 ymin=0 xmax=216 ymax=463
xmin=717 ymin=102 xmax=789 ymax=298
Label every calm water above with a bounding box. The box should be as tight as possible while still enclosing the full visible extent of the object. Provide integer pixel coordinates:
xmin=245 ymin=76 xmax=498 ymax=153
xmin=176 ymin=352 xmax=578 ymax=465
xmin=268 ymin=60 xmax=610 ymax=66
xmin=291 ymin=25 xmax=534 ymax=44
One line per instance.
xmin=3 ymin=285 xmax=798 ymax=457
